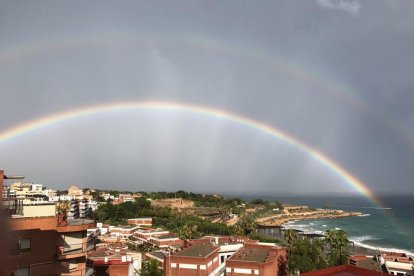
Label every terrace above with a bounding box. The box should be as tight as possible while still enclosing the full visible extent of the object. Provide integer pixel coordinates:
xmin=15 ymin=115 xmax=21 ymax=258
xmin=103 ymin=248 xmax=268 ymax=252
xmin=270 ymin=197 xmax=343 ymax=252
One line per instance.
xmin=175 ymin=243 xmax=218 ymax=258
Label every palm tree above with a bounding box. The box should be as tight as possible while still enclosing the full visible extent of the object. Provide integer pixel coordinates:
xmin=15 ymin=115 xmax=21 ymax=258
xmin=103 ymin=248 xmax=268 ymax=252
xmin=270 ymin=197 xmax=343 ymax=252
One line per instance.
xmin=178 ymin=224 xmax=198 ymax=240
xmin=326 ymin=229 xmax=349 ymax=265
xmin=236 ymin=217 xmax=257 ymax=236
xmin=283 ymin=229 xmax=297 ymax=245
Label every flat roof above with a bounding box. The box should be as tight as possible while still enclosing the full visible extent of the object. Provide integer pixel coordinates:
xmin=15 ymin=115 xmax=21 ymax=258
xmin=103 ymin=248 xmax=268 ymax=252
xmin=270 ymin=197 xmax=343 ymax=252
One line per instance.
xmin=137 ymin=228 xmax=167 ymax=233
xmin=175 ymin=243 xmax=217 ymax=258
xmin=230 ymin=246 xmax=270 ymax=263
xmin=147 ymin=251 xmax=167 ymax=260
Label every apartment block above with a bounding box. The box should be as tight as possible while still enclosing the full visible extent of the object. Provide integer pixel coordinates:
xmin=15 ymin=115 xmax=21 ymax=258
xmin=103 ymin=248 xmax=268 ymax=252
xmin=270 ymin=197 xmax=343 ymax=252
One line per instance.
xmin=225 ymin=243 xmax=287 ymax=276
xmin=164 ymin=242 xmax=222 ymax=276
xmin=1 ymin=170 xmax=97 ymax=276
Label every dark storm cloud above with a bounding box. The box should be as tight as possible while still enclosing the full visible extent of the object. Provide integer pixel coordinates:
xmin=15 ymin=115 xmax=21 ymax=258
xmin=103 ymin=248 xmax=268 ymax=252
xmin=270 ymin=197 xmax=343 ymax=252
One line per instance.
xmin=1 ymin=0 xmax=413 ymax=195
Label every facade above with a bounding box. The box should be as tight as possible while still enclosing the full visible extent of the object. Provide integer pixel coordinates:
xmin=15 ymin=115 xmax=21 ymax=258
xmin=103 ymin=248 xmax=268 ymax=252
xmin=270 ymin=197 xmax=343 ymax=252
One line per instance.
xmin=109 ymin=225 xmax=140 ymax=238
xmin=145 ymin=251 xmax=167 ymax=270
xmin=225 ymin=243 xmax=287 ymax=276
xmin=134 ymin=228 xmax=170 ymax=241
xmin=67 ymin=198 xmax=92 ymax=219
xmin=385 ymin=261 xmax=414 ymax=276
xmin=164 ymin=242 xmax=221 ymax=276
xmin=127 ymin=217 xmax=152 ymax=226
xmin=148 ymin=234 xmax=182 ymax=248
xmin=68 ymin=185 xmax=83 ymax=197
xmin=301 ymin=265 xmax=392 ymax=275
xmin=1 ymin=170 xmax=97 ymax=276
xmin=88 ymin=245 xmax=135 ymax=276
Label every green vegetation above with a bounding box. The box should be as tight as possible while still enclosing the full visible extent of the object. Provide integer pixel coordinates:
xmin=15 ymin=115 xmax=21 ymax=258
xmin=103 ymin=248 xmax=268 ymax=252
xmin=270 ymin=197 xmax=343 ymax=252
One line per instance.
xmin=94 ymin=189 xmax=351 ymax=275
xmin=139 ymin=259 xmax=163 ymax=276
xmin=248 ymin=234 xmax=285 ymax=245
xmin=285 ymin=229 xmax=349 ymax=274
xmin=95 ymin=198 xmax=235 ymax=236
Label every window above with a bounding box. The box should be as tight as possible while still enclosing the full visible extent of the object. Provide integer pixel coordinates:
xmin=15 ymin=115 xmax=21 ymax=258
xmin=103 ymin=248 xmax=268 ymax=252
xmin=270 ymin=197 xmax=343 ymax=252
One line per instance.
xmin=68 ymin=259 xmax=78 ymax=270
xmin=19 ymin=239 xmax=31 ymax=251
xmin=11 ymin=239 xmax=31 ymax=255
xmin=12 ymin=267 xmax=29 ymax=276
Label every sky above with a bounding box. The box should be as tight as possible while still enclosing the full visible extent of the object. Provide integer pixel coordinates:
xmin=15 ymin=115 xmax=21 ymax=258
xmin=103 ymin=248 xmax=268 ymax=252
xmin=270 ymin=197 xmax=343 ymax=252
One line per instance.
xmin=0 ymin=0 xmax=413 ymax=196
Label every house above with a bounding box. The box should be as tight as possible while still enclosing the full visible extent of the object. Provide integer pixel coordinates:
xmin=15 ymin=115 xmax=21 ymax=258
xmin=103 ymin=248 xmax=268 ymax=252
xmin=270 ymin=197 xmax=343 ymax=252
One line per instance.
xmin=225 ymin=243 xmax=287 ymax=276
xmin=88 ymin=244 xmax=135 ymax=276
xmin=164 ymin=242 xmax=222 ymax=275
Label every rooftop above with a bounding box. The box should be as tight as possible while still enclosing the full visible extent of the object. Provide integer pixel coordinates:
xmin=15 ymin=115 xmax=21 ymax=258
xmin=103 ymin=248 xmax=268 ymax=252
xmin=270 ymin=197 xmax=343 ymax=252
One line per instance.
xmin=175 ymin=243 xmax=217 ymax=258
xmin=301 ymin=265 xmax=391 ymax=276
xmin=66 ymin=218 xmax=95 ymax=226
xmin=147 ymin=251 xmax=167 ymax=260
xmin=231 ymin=246 xmax=270 ymax=263
xmin=137 ymin=228 xmax=167 ymax=233
xmin=152 ymin=234 xmax=178 ymax=240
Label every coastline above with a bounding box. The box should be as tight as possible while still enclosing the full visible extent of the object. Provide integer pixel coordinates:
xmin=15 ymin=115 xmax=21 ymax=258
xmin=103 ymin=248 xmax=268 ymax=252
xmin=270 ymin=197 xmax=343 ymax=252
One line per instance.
xmin=256 ymin=208 xmax=362 ymax=227
xmin=281 ymin=221 xmax=414 ymax=258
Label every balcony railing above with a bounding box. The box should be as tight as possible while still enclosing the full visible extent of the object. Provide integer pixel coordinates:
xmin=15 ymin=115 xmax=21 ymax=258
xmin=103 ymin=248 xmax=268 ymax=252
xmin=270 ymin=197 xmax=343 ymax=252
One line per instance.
xmin=57 ymin=238 xmax=96 ymax=258
xmin=57 ymin=217 xmax=95 ymax=227
xmin=2 ymin=198 xmax=24 ymax=216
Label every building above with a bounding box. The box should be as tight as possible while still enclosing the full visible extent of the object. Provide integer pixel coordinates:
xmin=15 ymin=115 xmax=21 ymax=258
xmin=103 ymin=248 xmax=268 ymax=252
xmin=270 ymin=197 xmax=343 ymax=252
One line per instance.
xmin=164 ymin=242 xmax=222 ymax=275
xmin=66 ymin=198 xmax=93 ymax=219
xmin=301 ymin=265 xmax=392 ymax=275
xmin=88 ymin=244 xmax=135 ymax=276
xmin=151 ymin=198 xmax=195 ymax=209
xmin=112 ymin=193 xmax=135 ymax=205
xmin=378 ymin=251 xmax=414 ymax=275
xmin=109 ymin=225 xmax=141 ymax=238
xmin=134 ymin=228 xmax=170 ymax=241
xmin=148 ymin=234 xmax=182 ymax=248
xmin=145 ymin=251 xmax=167 ymax=270
xmin=225 ymin=243 xmax=287 ymax=276
xmin=348 ymin=255 xmax=386 ymax=273
xmin=1 ymin=170 xmax=97 ymax=276
xmin=68 ymin=185 xmax=83 ymax=197
xmin=127 ymin=217 xmax=152 ymax=226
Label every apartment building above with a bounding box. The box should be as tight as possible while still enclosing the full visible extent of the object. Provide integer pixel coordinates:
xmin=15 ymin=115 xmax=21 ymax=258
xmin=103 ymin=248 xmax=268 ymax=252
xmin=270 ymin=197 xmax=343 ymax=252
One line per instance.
xmin=164 ymin=242 xmax=222 ymax=276
xmin=225 ymin=243 xmax=287 ymax=276
xmin=88 ymin=244 xmax=135 ymax=276
xmin=1 ymin=170 xmax=97 ymax=276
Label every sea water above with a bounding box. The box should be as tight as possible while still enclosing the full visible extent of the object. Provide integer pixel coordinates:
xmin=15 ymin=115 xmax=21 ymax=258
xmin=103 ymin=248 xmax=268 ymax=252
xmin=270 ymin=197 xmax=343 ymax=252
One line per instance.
xmin=275 ymin=195 xmax=414 ymax=255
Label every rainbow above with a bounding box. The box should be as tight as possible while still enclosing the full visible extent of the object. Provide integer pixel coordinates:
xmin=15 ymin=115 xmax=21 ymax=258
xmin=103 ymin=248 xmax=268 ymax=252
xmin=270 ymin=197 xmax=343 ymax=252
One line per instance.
xmin=0 ymin=101 xmax=382 ymax=205
xmin=0 ymin=31 xmax=412 ymax=148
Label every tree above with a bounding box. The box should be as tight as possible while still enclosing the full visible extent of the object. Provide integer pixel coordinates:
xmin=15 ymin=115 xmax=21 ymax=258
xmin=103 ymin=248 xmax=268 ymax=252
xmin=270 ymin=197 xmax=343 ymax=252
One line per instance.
xmin=235 ymin=217 xmax=257 ymax=236
xmin=178 ymin=224 xmax=199 ymax=240
xmin=139 ymin=259 xmax=163 ymax=276
xmin=283 ymin=229 xmax=298 ymax=245
xmin=326 ymin=229 xmax=349 ymax=266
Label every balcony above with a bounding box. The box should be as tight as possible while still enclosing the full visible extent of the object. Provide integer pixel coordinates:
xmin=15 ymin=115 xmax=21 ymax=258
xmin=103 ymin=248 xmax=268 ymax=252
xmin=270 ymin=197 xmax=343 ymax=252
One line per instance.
xmin=57 ymin=218 xmax=96 ymax=233
xmin=57 ymin=238 xmax=96 ymax=260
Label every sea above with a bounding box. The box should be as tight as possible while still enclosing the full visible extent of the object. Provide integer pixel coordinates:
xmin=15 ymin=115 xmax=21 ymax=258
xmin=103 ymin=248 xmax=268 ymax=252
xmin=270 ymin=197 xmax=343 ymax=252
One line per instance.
xmin=238 ymin=195 xmax=414 ymax=255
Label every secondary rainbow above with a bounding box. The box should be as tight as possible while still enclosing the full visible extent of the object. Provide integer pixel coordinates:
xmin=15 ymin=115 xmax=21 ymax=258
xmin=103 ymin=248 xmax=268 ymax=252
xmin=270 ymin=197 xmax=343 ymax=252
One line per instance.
xmin=1 ymin=31 xmax=412 ymax=148
xmin=0 ymin=101 xmax=381 ymax=205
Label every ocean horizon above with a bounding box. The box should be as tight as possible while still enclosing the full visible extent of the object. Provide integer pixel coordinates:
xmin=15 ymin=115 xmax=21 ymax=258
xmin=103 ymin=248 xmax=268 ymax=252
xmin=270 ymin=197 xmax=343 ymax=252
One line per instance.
xmin=230 ymin=194 xmax=414 ymax=255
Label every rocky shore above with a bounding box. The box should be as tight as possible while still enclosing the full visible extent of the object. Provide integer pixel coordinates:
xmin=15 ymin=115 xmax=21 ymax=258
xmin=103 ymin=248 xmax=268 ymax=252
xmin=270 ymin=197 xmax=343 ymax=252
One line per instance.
xmin=256 ymin=208 xmax=362 ymax=227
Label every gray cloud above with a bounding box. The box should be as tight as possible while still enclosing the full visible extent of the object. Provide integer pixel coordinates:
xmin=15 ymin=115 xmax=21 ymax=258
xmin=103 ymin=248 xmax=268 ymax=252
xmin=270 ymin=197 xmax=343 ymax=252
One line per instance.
xmin=316 ymin=0 xmax=361 ymax=16
xmin=0 ymin=1 xmax=413 ymax=196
